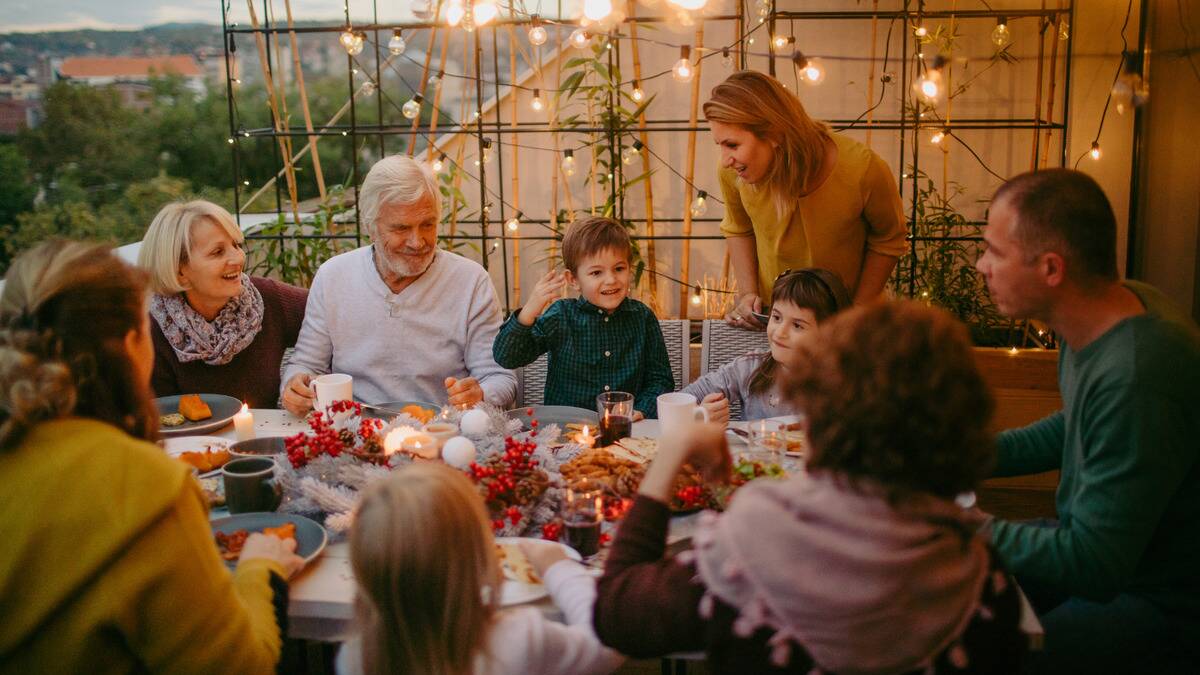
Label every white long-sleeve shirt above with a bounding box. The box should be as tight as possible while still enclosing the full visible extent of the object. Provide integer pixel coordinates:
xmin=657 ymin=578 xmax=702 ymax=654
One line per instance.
xmin=282 ymin=246 xmax=517 ymax=408
xmin=336 ymin=560 xmax=624 ymax=675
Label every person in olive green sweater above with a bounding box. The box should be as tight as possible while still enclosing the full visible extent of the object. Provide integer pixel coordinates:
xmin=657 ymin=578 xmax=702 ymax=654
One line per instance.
xmin=976 ymin=169 xmax=1200 ymax=672
xmin=0 ymin=241 xmax=304 ymax=674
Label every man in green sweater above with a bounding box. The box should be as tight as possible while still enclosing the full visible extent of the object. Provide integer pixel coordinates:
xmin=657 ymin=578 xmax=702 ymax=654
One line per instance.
xmin=976 ymin=169 xmax=1200 ymax=672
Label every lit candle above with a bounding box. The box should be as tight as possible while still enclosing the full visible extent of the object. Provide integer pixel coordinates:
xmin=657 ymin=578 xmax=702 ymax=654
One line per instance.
xmin=233 ymin=403 xmax=255 ymax=441
xmin=401 ymin=433 xmax=439 ymax=459
xmin=577 ymin=424 xmax=595 ymax=448
xmin=382 ymin=425 xmax=420 ymax=456
xmin=423 ymin=422 xmax=459 ymax=449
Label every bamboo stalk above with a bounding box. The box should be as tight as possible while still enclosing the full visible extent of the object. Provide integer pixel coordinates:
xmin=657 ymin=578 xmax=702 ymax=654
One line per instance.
xmin=266 ymin=0 xmax=298 ymax=207
xmin=408 ymin=21 xmax=440 ymax=156
xmin=549 ymin=24 xmax=562 ymax=271
xmin=942 ymin=3 xmax=955 ymax=197
xmin=245 ymin=0 xmax=301 ymax=226
xmin=283 ymin=0 xmax=326 ymax=200
xmin=679 ymin=25 xmax=704 ymax=318
xmin=450 ymin=30 xmax=470 ymax=238
xmin=508 ymin=25 xmax=522 ymax=305
xmin=627 ymin=2 xmax=659 ymax=309
xmin=425 ymin=27 xmax=452 ymax=161
xmin=1041 ymin=4 xmax=1064 ymax=167
xmin=865 ymin=0 xmax=880 ymax=149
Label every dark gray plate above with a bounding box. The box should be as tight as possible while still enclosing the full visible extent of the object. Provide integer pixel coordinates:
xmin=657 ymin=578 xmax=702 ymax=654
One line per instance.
xmin=210 ymin=512 xmax=327 ymax=569
xmin=230 ymin=436 xmax=286 ymax=457
xmin=154 ymin=394 xmax=243 ymax=437
xmin=362 ymin=400 xmax=440 ymax=421
xmin=505 ymin=405 xmax=599 ymax=432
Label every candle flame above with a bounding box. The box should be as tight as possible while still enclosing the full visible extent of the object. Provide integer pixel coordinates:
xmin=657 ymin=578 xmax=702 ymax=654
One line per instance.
xmin=240 ymin=403 xmax=249 ymax=414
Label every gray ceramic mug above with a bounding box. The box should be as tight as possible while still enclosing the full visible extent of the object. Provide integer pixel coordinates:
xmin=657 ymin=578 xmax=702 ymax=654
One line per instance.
xmin=222 ymin=457 xmax=282 ymax=514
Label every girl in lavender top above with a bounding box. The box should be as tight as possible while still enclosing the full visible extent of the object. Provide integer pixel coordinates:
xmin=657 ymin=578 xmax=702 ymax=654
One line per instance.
xmin=685 ymin=268 xmax=851 ymax=422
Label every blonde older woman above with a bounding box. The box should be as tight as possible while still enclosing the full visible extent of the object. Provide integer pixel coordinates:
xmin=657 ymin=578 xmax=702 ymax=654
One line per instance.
xmin=705 ymin=71 xmax=908 ymax=328
xmin=138 ymin=200 xmax=307 ymax=407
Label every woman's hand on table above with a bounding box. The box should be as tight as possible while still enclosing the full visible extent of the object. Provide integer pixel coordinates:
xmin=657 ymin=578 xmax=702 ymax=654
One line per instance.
xmin=282 ymin=373 xmax=315 ymax=416
xmin=726 ymin=293 xmax=765 ymax=330
xmin=239 ymin=532 xmax=305 ymax=578
xmin=445 ymin=376 xmax=484 ymax=408
xmin=518 ymin=540 xmax=570 ymax=576
xmin=638 ymin=423 xmax=731 ymax=502
xmin=699 ymin=393 xmax=730 ymax=426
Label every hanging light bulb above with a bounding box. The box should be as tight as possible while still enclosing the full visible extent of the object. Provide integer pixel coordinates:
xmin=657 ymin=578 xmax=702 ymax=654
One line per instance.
xmin=432 ymin=153 xmax=446 ymax=172
xmin=772 ymin=34 xmax=791 ymax=51
xmin=669 ymin=0 xmax=707 ymax=8
xmin=721 ymin=47 xmax=733 ymax=69
xmin=584 ymin=0 xmax=613 ymax=22
xmin=361 ymin=80 xmax=376 ymax=96
xmin=672 ymin=45 xmax=695 ymax=82
xmin=402 ymin=93 xmax=423 ymax=119
xmin=1089 ymin=142 xmax=1102 ymax=160
xmin=339 ymin=27 xmax=358 ymax=52
xmin=794 ymin=52 xmax=825 ymax=85
xmin=913 ymin=23 xmax=928 ymax=38
xmin=473 ymin=0 xmax=498 ymax=26
xmin=991 ymin=17 xmax=1012 ymax=48
xmin=388 ymin=29 xmax=407 ymax=55
xmin=446 ymin=0 xmax=465 ymax=25
xmin=530 ymin=88 xmax=545 ymax=111
xmin=504 ymin=211 xmax=522 ymax=232
xmin=569 ymin=28 xmax=590 ymax=49
xmin=755 ymin=0 xmax=771 ymax=18
xmin=915 ymin=55 xmax=946 ymax=104
xmin=461 ymin=7 xmax=477 ymax=32
xmin=631 ymin=81 xmax=645 ymax=102
xmin=561 ymin=149 xmax=577 ymax=176
xmin=690 ymin=190 xmax=709 ymax=217
xmin=1112 ymin=51 xmax=1149 ymax=115
xmin=621 ymin=139 xmax=644 ymax=165
xmin=1058 ymin=19 xmax=1070 ymax=41
xmin=411 ymin=0 xmax=434 ymax=20
xmin=528 ymin=15 xmax=548 ymax=46
xmin=474 ymin=138 xmax=493 ymax=166
xmin=930 ymin=127 xmax=946 ymax=145
xmin=428 ymin=71 xmax=443 ymax=90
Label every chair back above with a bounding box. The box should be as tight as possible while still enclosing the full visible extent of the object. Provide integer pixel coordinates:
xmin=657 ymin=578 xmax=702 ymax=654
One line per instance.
xmin=700 ymin=320 xmax=769 ymax=420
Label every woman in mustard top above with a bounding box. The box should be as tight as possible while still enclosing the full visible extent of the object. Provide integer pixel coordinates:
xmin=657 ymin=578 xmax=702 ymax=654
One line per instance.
xmin=0 ymin=241 xmax=304 ymax=674
xmin=704 ymin=71 xmax=908 ymax=329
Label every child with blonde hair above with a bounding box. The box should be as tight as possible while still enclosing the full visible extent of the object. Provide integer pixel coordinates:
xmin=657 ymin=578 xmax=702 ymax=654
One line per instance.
xmin=337 ymin=462 xmax=623 ymax=675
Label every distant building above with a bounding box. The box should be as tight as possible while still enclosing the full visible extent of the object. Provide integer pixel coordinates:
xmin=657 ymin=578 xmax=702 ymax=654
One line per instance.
xmin=0 ymin=74 xmax=40 ymax=100
xmin=56 ymin=55 xmax=205 ymax=110
xmin=0 ymin=99 xmax=41 ymax=135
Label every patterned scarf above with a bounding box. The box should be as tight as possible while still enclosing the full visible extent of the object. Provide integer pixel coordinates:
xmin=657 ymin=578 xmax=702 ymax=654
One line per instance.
xmin=150 ymin=274 xmax=264 ymax=366
xmin=683 ymin=471 xmax=990 ymax=674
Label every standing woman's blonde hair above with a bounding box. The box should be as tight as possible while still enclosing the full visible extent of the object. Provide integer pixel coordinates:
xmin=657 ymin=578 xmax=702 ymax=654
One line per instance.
xmin=703 ymin=71 xmax=833 ymax=217
xmin=350 ymin=462 xmax=501 ymax=675
xmin=0 ymin=240 xmax=157 ymax=450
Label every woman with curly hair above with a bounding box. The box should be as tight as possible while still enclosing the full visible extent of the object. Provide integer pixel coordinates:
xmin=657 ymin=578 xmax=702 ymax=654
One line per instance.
xmin=595 ymin=301 xmax=1027 ymax=674
xmin=0 ymin=240 xmax=303 ymax=673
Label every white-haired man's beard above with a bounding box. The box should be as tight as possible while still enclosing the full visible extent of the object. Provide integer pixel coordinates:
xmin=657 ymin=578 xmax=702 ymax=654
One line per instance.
xmin=375 ymin=244 xmax=435 ymax=279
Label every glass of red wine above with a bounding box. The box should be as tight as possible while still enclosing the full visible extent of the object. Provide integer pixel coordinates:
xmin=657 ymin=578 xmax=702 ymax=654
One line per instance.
xmin=563 ymin=477 xmax=604 ymax=557
xmin=596 ymin=391 xmax=634 ymax=446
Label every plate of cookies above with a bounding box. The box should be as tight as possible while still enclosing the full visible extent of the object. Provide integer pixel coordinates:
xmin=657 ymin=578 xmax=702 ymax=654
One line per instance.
xmin=154 ymin=393 xmax=242 ymax=436
xmin=163 ymin=435 xmax=233 ymax=478
xmin=494 ymin=537 xmax=582 ymax=606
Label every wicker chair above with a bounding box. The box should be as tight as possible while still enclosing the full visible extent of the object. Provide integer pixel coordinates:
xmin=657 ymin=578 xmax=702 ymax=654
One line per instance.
xmin=699 ymin=319 xmax=769 ymax=420
xmin=515 ymin=319 xmax=691 ymax=409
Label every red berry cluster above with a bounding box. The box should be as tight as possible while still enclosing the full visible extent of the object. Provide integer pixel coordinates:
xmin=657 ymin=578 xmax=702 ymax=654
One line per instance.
xmin=327 ymin=400 xmax=363 ymax=416
xmin=467 ymin=435 xmax=547 ymax=529
xmin=674 ymin=485 xmax=706 ymax=510
xmin=284 ymin=411 xmax=346 ymax=468
xmin=541 ymin=520 xmax=563 ymax=541
xmin=357 ymin=417 xmax=383 ymax=440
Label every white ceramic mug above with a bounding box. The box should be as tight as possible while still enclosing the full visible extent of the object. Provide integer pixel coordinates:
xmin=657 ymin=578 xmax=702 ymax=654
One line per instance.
xmin=312 ymin=373 xmax=353 ymax=411
xmin=657 ymin=392 xmax=711 ymax=436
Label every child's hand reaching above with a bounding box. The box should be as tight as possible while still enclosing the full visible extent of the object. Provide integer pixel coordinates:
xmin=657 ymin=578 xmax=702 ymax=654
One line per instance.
xmin=700 ymin=392 xmax=730 ymax=426
xmin=517 ymin=270 xmax=568 ymax=326
xmin=518 ymin=540 xmax=570 ymax=577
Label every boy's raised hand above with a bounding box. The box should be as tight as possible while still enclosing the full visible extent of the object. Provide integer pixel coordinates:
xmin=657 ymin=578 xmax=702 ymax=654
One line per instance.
xmin=517 ymin=270 xmax=568 ymax=326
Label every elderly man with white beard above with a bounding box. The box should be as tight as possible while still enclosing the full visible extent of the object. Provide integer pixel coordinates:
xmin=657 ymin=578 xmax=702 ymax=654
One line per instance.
xmin=281 ymin=155 xmax=516 ymax=414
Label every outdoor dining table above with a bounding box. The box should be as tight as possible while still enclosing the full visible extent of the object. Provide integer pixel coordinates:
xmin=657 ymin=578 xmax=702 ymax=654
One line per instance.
xmin=204 ymin=409 xmax=1043 ymax=650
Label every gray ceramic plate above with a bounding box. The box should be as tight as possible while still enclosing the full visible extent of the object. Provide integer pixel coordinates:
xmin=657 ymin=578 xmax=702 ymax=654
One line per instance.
xmin=505 ymin=405 xmax=599 ymax=432
xmin=210 ymin=512 xmax=327 ymax=569
xmin=361 ymin=400 xmax=441 ymax=421
xmin=154 ymin=394 xmax=243 ymax=437
xmin=230 ymin=436 xmax=286 ymax=458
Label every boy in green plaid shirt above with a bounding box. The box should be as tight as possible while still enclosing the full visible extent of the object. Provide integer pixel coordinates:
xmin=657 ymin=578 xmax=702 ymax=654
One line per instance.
xmin=493 ymin=216 xmax=675 ymax=418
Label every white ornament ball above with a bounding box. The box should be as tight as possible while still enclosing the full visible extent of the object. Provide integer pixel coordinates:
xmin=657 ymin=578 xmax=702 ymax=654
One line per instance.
xmin=459 ymin=408 xmax=491 ymax=437
xmin=442 ymin=436 xmax=477 ymax=468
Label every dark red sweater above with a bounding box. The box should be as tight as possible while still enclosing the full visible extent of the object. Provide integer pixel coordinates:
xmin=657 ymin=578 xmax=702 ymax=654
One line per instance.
xmin=150 ymin=276 xmax=307 ymax=409
xmin=594 ymin=495 xmax=1027 ymax=674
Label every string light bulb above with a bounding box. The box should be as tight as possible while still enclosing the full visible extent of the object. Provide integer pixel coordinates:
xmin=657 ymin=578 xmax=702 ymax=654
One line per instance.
xmin=755 ymin=0 xmax=770 ymax=17
xmin=505 ymin=212 xmax=522 ymax=232
xmin=794 ymin=52 xmax=825 ymax=85
xmin=1089 ymin=142 xmax=1101 ymax=161
xmin=669 ymin=0 xmax=707 ymax=9
xmin=1058 ymin=20 xmax=1070 ymax=41
xmin=569 ymin=28 xmax=590 ymax=49
xmin=432 ymin=153 xmax=446 ymax=172
xmin=690 ymin=190 xmax=709 ymax=217
xmin=388 ymin=29 xmax=407 ymax=55
xmin=672 ymin=46 xmax=695 ymax=82
xmin=1112 ymin=51 xmax=1149 ymax=115
xmin=930 ymin=128 xmax=946 ymax=144
xmin=561 ymin=149 xmax=577 ymax=176
xmin=446 ymin=0 xmax=465 ymax=26
xmin=991 ymin=17 xmax=1011 ymax=48
xmin=411 ymin=0 xmax=434 ymax=20
xmin=913 ymin=23 xmax=928 ymax=38
xmin=339 ymin=28 xmax=365 ymax=55
xmin=472 ymin=1 xmax=498 ymax=26
xmin=584 ymin=0 xmax=613 ymax=22
xmin=631 ymin=81 xmax=645 ymax=102
xmin=480 ymin=138 xmax=494 ymax=164
xmin=361 ymin=80 xmax=376 ymax=96
xmin=721 ymin=47 xmax=733 ymax=69
xmin=621 ymin=139 xmax=643 ymax=165
xmin=528 ymin=15 xmax=548 ymax=46
xmin=428 ymin=71 xmax=443 ymax=89
xmin=772 ymin=34 xmax=791 ymax=50
xmin=402 ymin=93 xmax=423 ymax=119
xmin=530 ymin=88 xmax=545 ymax=111
xmin=691 ymin=286 xmax=702 ymax=305
xmin=915 ymin=55 xmax=946 ymax=103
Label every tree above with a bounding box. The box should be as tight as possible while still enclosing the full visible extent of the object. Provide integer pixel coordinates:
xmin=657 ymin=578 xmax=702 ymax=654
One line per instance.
xmin=0 ymin=143 xmax=38 ymax=270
